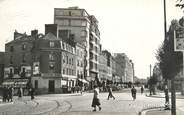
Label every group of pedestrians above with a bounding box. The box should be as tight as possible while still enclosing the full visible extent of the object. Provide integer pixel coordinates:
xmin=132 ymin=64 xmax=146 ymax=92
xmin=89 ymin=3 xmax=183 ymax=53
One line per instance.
xmin=1 ymin=86 xmax=35 ymax=102
xmin=2 ymin=86 xmax=14 ymax=102
xmin=91 ymin=85 xmax=144 ymax=112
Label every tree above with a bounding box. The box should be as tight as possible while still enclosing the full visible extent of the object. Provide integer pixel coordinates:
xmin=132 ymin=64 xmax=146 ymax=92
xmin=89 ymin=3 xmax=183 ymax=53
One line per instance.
xmin=176 ymin=0 xmax=184 ymax=9
xmin=156 ymin=20 xmax=182 ymax=80
xmin=156 ymin=20 xmax=183 ymax=115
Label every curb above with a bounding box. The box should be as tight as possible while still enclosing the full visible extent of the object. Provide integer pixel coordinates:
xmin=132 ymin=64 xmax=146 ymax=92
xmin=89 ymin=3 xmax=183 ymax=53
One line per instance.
xmin=139 ymin=106 xmax=165 ymax=115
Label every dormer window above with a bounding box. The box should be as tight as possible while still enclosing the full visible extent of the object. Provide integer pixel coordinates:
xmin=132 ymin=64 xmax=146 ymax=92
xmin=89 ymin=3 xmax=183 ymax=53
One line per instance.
xmin=49 ymin=41 xmax=55 ymax=47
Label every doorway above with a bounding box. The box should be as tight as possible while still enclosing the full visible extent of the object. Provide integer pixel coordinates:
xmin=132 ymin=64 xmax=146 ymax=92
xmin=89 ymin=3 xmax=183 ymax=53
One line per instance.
xmin=48 ymin=80 xmax=55 ymax=93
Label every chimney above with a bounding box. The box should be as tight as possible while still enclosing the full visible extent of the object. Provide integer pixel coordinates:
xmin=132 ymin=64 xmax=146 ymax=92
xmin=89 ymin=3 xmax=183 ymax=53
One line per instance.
xmin=31 ymin=30 xmax=38 ymax=38
xmin=14 ymin=30 xmax=18 ymax=40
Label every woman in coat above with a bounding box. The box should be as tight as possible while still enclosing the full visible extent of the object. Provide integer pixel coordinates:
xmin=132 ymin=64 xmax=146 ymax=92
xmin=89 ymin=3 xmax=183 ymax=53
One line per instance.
xmin=91 ymin=85 xmax=102 ymax=111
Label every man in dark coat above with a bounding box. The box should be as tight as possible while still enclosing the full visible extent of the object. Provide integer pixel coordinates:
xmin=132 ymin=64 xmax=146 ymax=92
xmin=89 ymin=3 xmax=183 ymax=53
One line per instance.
xmin=107 ymin=85 xmax=115 ymax=100
xmin=131 ymin=86 xmax=137 ymax=101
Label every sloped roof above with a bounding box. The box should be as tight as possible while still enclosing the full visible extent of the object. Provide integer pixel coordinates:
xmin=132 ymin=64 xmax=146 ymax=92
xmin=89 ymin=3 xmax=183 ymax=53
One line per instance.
xmin=43 ymin=32 xmax=59 ymax=40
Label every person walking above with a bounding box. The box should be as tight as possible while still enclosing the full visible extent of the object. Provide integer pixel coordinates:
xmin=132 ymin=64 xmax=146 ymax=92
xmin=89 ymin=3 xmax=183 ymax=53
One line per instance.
xmin=141 ymin=86 xmax=144 ymax=94
xmin=17 ymin=87 xmax=23 ymax=100
xmin=131 ymin=86 xmax=137 ymax=101
xmin=91 ymin=85 xmax=102 ymax=112
xmin=107 ymin=85 xmax=115 ymax=100
xmin=9 ymin=87 xmax=14 ymax=102
xmin=29 ymin=87 xmax=35 ymax=100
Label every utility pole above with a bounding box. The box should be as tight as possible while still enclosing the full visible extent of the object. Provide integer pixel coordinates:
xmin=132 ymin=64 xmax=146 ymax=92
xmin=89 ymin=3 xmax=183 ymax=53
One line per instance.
xmin=163 ymin=0 xmax=175 ymax=114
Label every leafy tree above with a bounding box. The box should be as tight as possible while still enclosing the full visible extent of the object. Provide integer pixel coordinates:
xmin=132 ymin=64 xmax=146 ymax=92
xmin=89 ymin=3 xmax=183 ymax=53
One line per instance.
xmin=176 ymin=0 xmax=184 ymax=9
xmin=156 ymin=20 xmax=183 ymax=80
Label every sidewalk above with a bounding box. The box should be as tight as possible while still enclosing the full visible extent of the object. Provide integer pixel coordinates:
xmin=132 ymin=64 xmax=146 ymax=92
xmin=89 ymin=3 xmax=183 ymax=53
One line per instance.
xmin=145 ymin=108 xmax=183 ymax=115
xmin=143 ymin=92 xmax=184 ymax=115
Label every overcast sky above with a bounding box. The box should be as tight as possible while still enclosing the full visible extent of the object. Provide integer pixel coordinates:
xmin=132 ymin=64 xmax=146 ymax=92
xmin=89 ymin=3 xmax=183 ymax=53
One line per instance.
xmin=0 ymin=0 xmax=183 ymax=79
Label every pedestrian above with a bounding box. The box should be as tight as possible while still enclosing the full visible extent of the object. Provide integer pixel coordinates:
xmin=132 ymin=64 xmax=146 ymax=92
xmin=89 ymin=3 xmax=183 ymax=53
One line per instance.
xmin=80 ymin=86 xmax=84 ymax=95
xmin=17 ymin=87 xmax=23 ymax=100
xmin=2 ymin=86 xmax=8 ymax=102
xmin=131 ymin=86 xmax=137 ymax=101
xmin=29 ymin=88 xmax=35 ymax=100
xmin=8 ymin=87 xmax=14 ymax=102
xmin=107 ymin=85 xmax=115 ymax=100
xmin=141 ymin=86 xmax=144 ymax=94
xmin=91 ymin=85 xmax=102 ymax=112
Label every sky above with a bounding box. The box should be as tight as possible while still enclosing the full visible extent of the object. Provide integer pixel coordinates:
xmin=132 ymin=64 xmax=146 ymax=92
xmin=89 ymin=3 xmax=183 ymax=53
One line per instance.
xmin=0 ymin=0 xmax=183 ymax=79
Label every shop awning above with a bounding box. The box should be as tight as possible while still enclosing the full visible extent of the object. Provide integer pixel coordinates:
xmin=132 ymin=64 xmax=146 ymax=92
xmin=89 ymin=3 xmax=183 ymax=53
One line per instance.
xmin=1 ymin=79 xmax=29 ymax=87
xmin=78 ymin=78 xmax=89 ymax=84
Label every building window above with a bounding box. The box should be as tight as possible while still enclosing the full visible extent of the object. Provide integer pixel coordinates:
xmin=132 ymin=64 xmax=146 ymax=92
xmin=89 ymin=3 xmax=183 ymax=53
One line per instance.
xmin=63 ymin=55 xmax=65 ymax=63
xmin=69 ymin=58 xmax=71 ymax=65
xmin=67 ymin=68 xmax=69 ymax=75
xmin=95 ymin=46 xmax=98 ymax=53
xmin=90 ymin=52 xmax=93 ymax=59
xmin=90 ymin=43 xmax=93 ymax=50
xmin=77 ymin=60 xmax=80 ymax=66
xmin=66 ymin=56 xmax=68 ymax=64
xmin=22 ymin=54 xmax=26 ymax=63
xmin=95 ymin=55 xmax=97 ymax=61
xmin=81 ymin=21 xmax=86 ymax=26
xmin=95 ymin=63 xmax=97 ymax=70
xmin=10 ymin=56 xmax=13 ymax=64
xmin=22 ymin=44 xmax=26 ymax=50
xmin=63 ymin=68 xmax=65 ymax=74
xmin=71 ymin=58 xmax=73 ymax=65
xmin=49 ymin=54 xmax=54 ymax=60
xmin=90 ymin=62 xmax=93 ymax=69
xmin=69 ymin=11 xmax=71 ymax=16
xmin=62 ymin=43 xmax=65 ymax=50
xmin=81 ymin=30 xmax=87 ymax=37
xmin=35 ymin=80 xmax=38 ymax=89
xmin=50 ymin=41 xmax=55 ymax=47
xmin=59 ymin=30 xmax=69 ymax=38
xmin=10 ymin=46 xmax=14 ymax=52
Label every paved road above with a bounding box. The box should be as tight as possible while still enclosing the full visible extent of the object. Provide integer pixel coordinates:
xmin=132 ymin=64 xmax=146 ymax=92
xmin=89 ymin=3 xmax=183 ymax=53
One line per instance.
xmin=0 ymin=89 xmax=167 ymax=115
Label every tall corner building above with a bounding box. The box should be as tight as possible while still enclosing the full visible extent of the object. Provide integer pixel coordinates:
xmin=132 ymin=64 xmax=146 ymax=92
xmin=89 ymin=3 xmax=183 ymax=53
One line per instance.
xmin=54 ymin=7 xmax=100 ymax=84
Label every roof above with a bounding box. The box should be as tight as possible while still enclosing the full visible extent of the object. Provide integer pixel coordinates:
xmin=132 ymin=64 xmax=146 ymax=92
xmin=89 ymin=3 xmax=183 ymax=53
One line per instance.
xmin=42 ymin=32 xmax=59 ymax=41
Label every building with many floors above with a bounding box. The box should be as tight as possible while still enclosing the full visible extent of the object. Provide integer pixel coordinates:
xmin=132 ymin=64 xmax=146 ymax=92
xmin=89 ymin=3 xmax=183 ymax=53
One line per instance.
xmin=54 ymin=7 xmax=101 ymax=87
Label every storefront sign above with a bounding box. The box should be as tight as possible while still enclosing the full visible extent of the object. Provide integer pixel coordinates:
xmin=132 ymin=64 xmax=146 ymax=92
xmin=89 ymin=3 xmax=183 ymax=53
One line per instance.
xmin=174 ymin=27 xmax=184 ymax=51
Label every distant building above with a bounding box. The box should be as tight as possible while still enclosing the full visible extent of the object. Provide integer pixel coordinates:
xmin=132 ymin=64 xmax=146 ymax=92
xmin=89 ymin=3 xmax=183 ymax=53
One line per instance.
xmin=0 ymin=52 xmax=5 ymax=84
xmin=114 ymin=53 xmax=134 ymax=83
